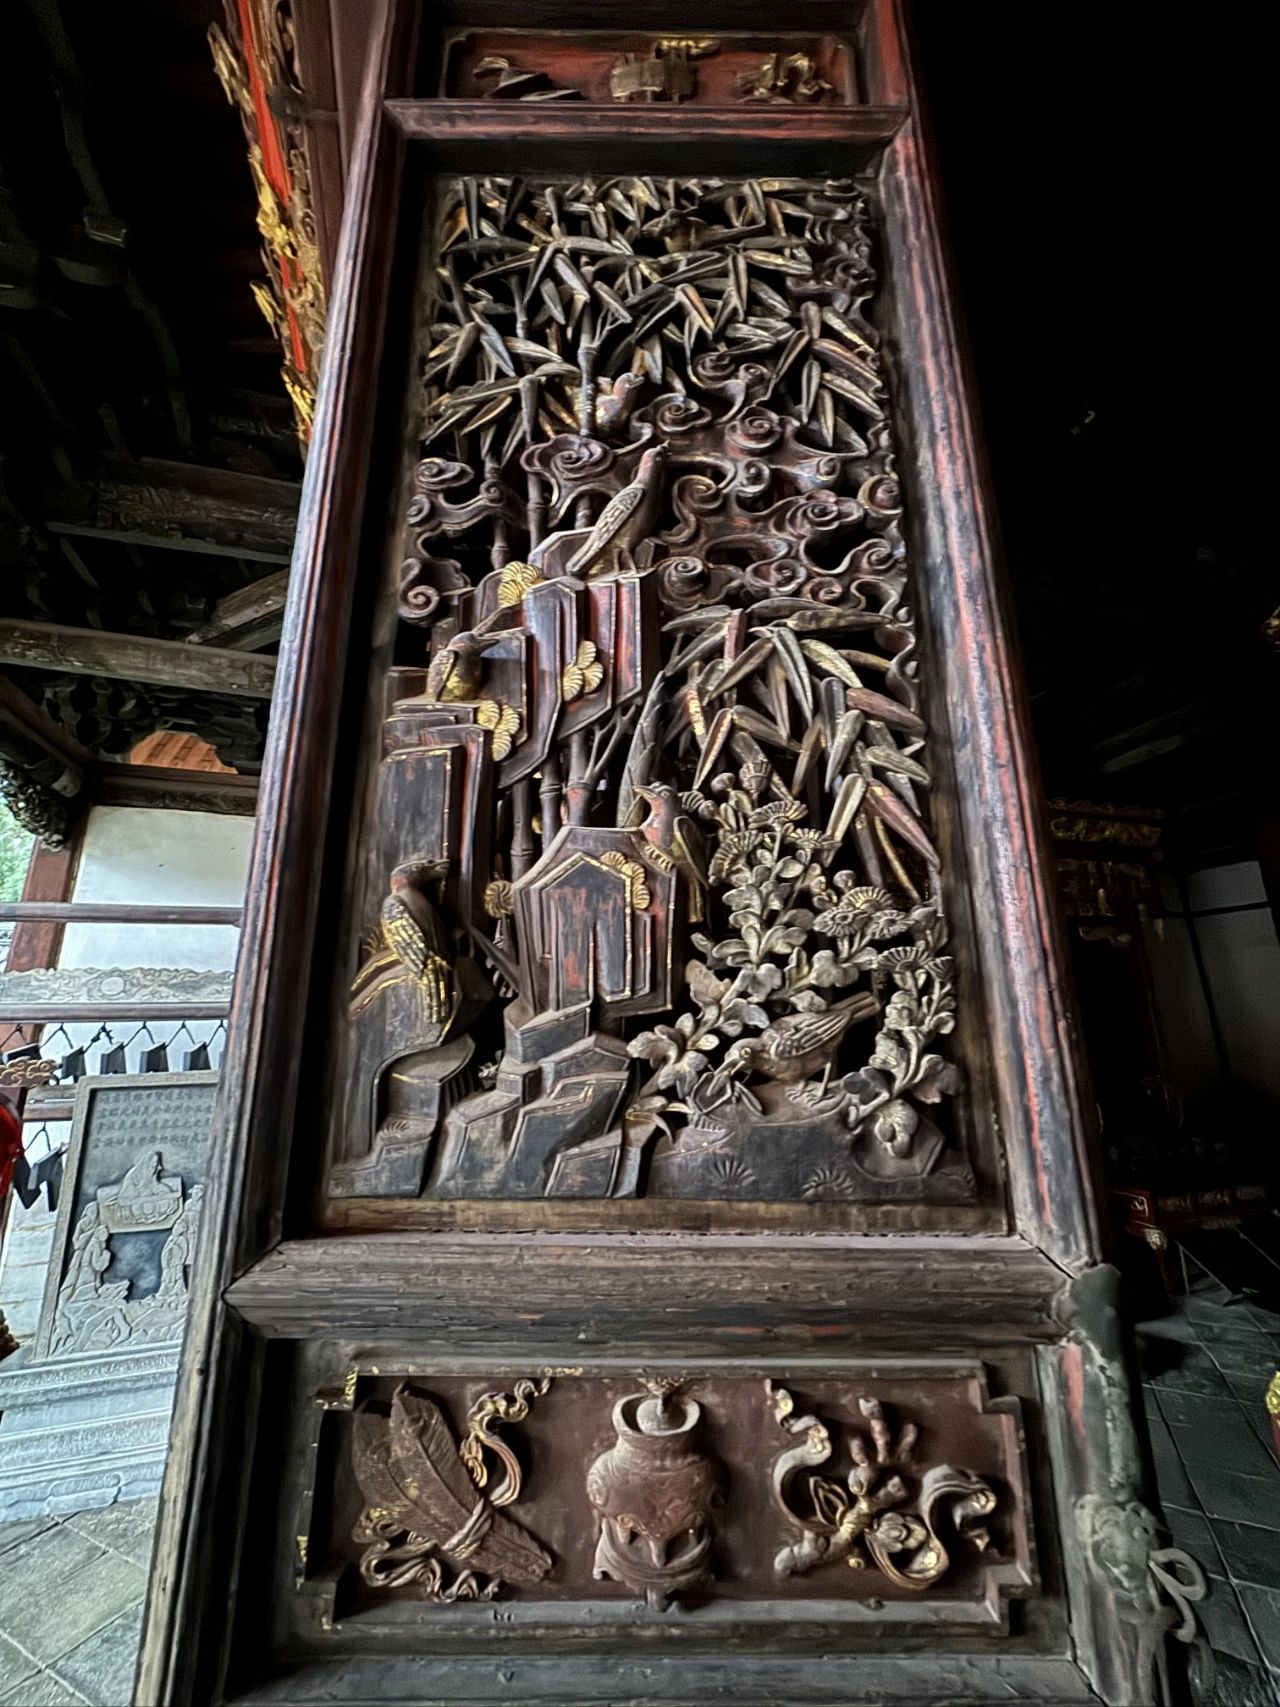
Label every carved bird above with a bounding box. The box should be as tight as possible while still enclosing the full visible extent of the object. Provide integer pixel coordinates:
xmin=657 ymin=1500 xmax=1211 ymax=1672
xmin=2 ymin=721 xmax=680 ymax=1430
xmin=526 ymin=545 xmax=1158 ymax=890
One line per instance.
xmin=566 ymin=442 xmax=668 ymax=577
xmin=635 ymin=780 xmax=708 ymax=921
xmin=595 ymin=371 xmax=645 ymax=436
xmin=723 ymin=992 xmax=880 ymax=1084
xmin=425 ymin=630 xmax=486 ymax=702
xmin=381 ymin=864 xmax=453 ymax=1027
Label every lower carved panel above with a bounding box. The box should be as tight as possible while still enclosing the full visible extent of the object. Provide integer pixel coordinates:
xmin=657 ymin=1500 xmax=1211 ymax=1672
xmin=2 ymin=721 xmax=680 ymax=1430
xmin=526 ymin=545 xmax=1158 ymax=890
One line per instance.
xmin=285 ymin=1360 xmax=1034 ymax=1641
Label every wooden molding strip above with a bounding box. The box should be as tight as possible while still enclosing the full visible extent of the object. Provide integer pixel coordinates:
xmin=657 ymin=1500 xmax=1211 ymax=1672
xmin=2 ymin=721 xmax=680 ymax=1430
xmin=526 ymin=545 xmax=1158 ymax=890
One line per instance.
xmin=0 ymin=620 xmax=276 ymax=699
xmin=226 ymin=1232 xmax=1069 ymax=1348
xmin=0 ymin=903 xmax=243 ymax=925
xmin=384 ymin=98 xmax=908 ymax=151
xmin=0 ymin=965 xmax=232 ymax=1023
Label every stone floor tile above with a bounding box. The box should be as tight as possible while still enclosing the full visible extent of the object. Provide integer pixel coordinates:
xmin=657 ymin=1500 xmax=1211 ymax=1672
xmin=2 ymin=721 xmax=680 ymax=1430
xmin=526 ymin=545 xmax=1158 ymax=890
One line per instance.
xmin=1170 ymin=1416 xmax=1277 ymax=1480
xmin=1211 ymin=1341 xmax=1278 ymax=1379
xmin=1225 ymin=1371 xmax=1277 ymax=1414
xmin=1190 ymin=1465 xmax=1280 ymax=1528
xmin=1155 ymin=1389 xmax=1246 ymax=1433
xmin=64 ymin=1499 xmax=159 ymax=1572
xmin=20 ymin=1555 xmax=146 ymax=1667
xmin=0 ymin=1516 xmax=57 ymax=1560
xmin=48 ymin=1604 xmax=143 ymax=1707
xmin=0 ymin=1525 xmax=103 ymax=1631
xmin=1237 ymin=1584 xmax=1280 ymax=1672
xmin=1162 ymin=1504 xmax=1224 ymax=1573
xmin=1213 ymin=1520 xmax=1280 ymax=1592
xmin=1149 ymin=1430 xmax=1198 ymax=1509
xmin=1193 ymin=1648 xmax=1278 ymax=1706
xmin=1138 ymin=1313 xmax=1201 ymax=1345
xmin=0 ymin=1672 xmax=89 ymax=1706
xmin=1200 ymin=1576 xmax=1265 ymax=1665
xmin=1148 ymin=1360 xmax=1235 ymax=1399
xmin=0 ymin=1631 xmax=40 ymax=1693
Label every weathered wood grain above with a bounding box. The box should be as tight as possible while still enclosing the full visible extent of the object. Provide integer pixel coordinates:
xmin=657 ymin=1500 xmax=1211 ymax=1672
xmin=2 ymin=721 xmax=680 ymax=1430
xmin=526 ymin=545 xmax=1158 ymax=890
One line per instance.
xmin=876 ymin=27 xmax=1100 ymax=1273
xmin=45 ymin=455 xmax=299 ymax=563
xmin=95 ymin=763 xmax=260 ymax=817
xmin=0 ymin=620 xmax=276 ymax=699
xmin=227 ymin=1232 xmax=1069 ymax=1349
xmin=218 ymin=1651 xmax=1102 ymax=1705
xmin=385 ymin=97 xmax=907 ymax=144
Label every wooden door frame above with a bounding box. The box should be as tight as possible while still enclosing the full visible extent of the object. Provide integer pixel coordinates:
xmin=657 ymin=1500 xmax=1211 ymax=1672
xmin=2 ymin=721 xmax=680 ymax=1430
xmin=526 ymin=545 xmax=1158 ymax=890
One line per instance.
xmin=139 ymin=4 xmax=1159 ymax=1701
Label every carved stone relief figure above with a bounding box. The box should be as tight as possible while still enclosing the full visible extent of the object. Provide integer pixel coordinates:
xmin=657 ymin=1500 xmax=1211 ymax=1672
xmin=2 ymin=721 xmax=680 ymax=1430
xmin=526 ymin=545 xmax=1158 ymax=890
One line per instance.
xmin=336 ymin=174 xmax=965 ymax=1203
xmin=49 ymin=1150 xmax=203 ymax=1356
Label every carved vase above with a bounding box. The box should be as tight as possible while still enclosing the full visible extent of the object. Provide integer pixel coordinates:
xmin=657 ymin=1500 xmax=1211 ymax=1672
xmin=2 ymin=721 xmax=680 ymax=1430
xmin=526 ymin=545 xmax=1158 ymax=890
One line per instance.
xmin=586 ymin=1387 xmax=723 ymax=1608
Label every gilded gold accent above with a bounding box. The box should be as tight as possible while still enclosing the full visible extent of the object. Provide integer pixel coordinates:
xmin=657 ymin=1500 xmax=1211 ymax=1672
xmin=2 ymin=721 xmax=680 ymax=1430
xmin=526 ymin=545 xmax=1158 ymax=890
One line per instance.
xmin=483 ymin=878 xmax=515 ymax=919
xmin=476 ymin=700 xmax=521 ymax=760
xmin=601 ymin=850 xmax=652 ymax=910
xmin=561 ymin=639 xmax=605 ymax=701
xmin=736 ymin=51 xmax=834 ymax=104
xmin=460 ymin=1377 xmax=551 ymax=1506
xmin=497 ymin=561 xmax=543 ymax=607
xmin=1266 ymin=1370 xmax=1280 ymax=1417
xmin=209 ymin=7 xmax=326 ymax=444
xmin=768 ymin=1383 xmax=997 ymax=1588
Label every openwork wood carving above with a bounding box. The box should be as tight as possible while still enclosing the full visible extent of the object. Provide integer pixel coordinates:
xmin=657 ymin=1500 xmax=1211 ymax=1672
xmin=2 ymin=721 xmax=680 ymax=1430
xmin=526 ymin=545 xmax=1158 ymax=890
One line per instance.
xmin=767 ymin=1382 xmax=996 ymax=1589
xmin=337 ymin=173 xmax=964 ymax=1203
xmin=351 ymin=1379 xmax=552 ymax=1601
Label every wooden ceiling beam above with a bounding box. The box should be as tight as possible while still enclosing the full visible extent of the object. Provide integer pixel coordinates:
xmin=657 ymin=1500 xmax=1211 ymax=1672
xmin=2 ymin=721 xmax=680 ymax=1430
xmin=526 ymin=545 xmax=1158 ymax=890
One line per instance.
xmin=44 ymin=455 xmax=300 ymax=563
xmin=0 ymin=620 xmax=276 ymax=698
xmin=95 ymin=762 xmax=260 ymax=816
xmin=186 ymin=569 xmax=290 ymax=649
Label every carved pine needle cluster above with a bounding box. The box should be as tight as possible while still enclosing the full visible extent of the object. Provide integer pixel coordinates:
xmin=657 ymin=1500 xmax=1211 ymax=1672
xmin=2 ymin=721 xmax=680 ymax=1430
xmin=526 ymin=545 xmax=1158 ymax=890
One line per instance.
xmin=377 ymin=171 xmax=960 ymax=1196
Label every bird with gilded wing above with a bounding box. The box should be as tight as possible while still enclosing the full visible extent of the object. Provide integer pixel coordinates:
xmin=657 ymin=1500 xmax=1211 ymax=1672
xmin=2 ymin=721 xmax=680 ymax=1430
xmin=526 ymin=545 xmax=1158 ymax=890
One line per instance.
xmin=380 ymin=863 xmax=454 ymax=1028
xmin=566 ymin=442 xmax=668 ymax=577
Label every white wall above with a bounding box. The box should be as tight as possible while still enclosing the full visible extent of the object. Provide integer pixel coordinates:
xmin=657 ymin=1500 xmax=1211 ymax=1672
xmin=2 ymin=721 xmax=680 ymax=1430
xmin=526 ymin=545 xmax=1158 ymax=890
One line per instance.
xmin=1145 ymin=860 xmax=1280 ymax=1106
xmin=53 ymin=805 xmax=254 ymax=1072
xmin=61 ymin=805 xmax=251 ymax=972
xmin=2 ymin=807 xmax=253 ymax=1340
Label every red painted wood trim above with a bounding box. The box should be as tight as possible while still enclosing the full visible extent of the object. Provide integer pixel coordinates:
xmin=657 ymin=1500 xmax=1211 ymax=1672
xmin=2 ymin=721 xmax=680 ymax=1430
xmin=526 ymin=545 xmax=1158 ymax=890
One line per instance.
xmin=4 ymin=835 xmax=78 ymax=976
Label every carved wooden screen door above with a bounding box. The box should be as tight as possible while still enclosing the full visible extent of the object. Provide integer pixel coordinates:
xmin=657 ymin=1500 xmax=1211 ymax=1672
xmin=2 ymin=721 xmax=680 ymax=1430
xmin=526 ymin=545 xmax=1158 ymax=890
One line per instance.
xmin=140 ymin=5 xmax=1194 ymax=1704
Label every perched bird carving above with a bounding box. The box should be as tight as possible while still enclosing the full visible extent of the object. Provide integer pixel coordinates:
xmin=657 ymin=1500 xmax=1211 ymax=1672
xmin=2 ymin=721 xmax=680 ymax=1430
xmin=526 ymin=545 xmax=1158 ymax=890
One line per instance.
xmin=635 ymin=781 xmax=708 ymax=922
xmin=380 ymin=863 xmax=454 ymax=1027
xmin=425 ymin=630 xmax=485 ymax=703
xmin=566 ymin=442 xmax=667 ymax=577
xmin=594 ymin=371 xmax=645 ymax=436
xmin=723 ymin=992 xmax=880 ymax=1084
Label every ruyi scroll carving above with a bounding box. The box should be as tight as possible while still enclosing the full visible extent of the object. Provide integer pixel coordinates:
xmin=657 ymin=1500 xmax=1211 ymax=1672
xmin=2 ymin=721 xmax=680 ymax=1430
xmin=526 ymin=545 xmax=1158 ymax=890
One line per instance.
xmin=336 ymin=174 xmax=966 ymax=1204
xmin=767 ymin=1382 xmax=997 ymax=1589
